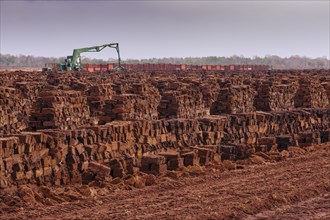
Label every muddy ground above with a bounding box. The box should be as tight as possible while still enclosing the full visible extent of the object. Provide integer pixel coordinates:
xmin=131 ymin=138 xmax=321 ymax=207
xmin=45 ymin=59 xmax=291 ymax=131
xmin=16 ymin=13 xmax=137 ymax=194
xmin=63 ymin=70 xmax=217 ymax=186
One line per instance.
xmin=0 ymin=144 xmax=329 ymax=220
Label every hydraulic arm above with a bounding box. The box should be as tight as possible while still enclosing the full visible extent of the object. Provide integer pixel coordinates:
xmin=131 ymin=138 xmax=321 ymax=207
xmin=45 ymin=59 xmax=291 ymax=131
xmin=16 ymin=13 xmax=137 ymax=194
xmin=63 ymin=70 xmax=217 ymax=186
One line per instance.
xmin=67 ymin=43 xmax=121 ymax=70
xmin=41 ymin=43 xmax=122 ymax=72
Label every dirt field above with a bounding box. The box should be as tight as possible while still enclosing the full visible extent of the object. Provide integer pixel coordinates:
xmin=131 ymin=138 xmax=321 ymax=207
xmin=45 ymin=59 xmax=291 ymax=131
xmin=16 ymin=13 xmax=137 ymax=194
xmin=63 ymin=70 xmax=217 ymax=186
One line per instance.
xmin=1 ymin=143 xmax=329 ymax=220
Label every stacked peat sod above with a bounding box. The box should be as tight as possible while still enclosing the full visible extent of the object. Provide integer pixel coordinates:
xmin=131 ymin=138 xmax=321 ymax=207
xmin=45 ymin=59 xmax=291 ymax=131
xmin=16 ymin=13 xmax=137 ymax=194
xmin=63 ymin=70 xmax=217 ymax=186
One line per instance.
xmin=100 ymin=83 xmax=160 ymax=123
xmin=210 ymin=85 xmax=256 ymax=114
xmin=177 ymin=74 xmax=221 ymax=112
xmin=200 ymin=81 xmax=220 ymax=113
xmin=1 ymin=70 xmax=330 ymax=188
xmin=321 ymin=81 xmax=330 ymax=107
xmin=253 ymin=80 xmax=297 ymax=111
xmin=125 ymin=83 xmax=160 ymax=120
xmin=1 ymin=110 xmax=330 ymax=188
xmin=0 ymin=121 xmax=137 ymax=188
xmin=222 ymin=108 xmax=330 ymax=145
xmin=152 ymin=75 xmax=208 ymax=119
xmin=29 ymin=90 xmax=91 ymax=130
xmin=86 ymin=83 xmax=115 ymax=121
xmin=0 ymin=87 xmax=29 ymax=135
xmin=158 ymin=89 xmax=207 ymax=119
xmin=0 ymin=132 xmax=58 ymax=188
xmin=294 ymin=79 xmax=329 ymax=108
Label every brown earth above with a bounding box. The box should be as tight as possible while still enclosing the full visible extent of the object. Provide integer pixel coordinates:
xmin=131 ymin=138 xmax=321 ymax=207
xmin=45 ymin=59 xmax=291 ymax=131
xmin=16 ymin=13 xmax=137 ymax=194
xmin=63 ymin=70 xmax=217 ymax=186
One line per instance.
xmin=0 ymin=143 xmax=329 ymax=220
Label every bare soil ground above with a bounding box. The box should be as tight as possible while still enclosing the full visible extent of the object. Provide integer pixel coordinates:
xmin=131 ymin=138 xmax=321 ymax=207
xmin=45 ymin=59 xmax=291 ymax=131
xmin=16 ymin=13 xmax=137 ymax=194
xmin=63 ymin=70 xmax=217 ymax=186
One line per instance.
xmin=1 ymin=144 xmax=329 ymax=220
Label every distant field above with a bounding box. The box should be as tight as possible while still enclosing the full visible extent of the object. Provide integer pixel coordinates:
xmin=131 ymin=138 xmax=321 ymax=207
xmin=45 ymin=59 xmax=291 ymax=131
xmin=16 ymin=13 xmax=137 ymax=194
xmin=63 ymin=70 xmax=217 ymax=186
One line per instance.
xmin=0 ymin=66 xmax=42 ymax=72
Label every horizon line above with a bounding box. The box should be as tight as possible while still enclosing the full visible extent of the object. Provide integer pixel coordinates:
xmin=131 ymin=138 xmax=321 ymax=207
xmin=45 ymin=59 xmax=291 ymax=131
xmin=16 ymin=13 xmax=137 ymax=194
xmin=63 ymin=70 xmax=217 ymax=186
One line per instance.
xmin=1 ymin=53 xmax=329 ymax=60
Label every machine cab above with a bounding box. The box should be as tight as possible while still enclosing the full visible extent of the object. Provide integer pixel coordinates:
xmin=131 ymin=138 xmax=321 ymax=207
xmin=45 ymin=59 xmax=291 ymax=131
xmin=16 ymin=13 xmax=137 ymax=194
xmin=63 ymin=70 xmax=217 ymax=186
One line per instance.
xmin=65 ymin=55 xmax=81 ymax=70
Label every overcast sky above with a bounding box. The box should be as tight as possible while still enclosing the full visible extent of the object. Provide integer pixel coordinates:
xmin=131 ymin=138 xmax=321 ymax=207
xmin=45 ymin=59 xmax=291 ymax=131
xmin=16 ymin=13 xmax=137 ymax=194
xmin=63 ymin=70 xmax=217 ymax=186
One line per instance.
xmin=0 ymin=0 xmax=329 ymax=60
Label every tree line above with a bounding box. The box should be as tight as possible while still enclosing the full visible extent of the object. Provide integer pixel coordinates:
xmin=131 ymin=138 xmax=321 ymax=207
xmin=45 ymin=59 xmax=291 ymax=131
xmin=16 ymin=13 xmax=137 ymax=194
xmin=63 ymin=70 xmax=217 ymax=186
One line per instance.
xmin=1 ymin=54 xmax=329 ymax=69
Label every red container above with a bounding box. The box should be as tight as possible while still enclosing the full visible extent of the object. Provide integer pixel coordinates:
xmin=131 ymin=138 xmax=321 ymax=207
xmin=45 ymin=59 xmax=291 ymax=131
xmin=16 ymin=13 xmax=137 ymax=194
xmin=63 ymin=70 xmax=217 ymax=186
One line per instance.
xmin=151 ymin=64 xmax=156 ymax=71
xmin=107 ymin=64 xmax=114 ymax=70
xmin=94 ymin=64 xmax=101 ymax=71
xmin=100 ymin=64 xmax=107 ymax=71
